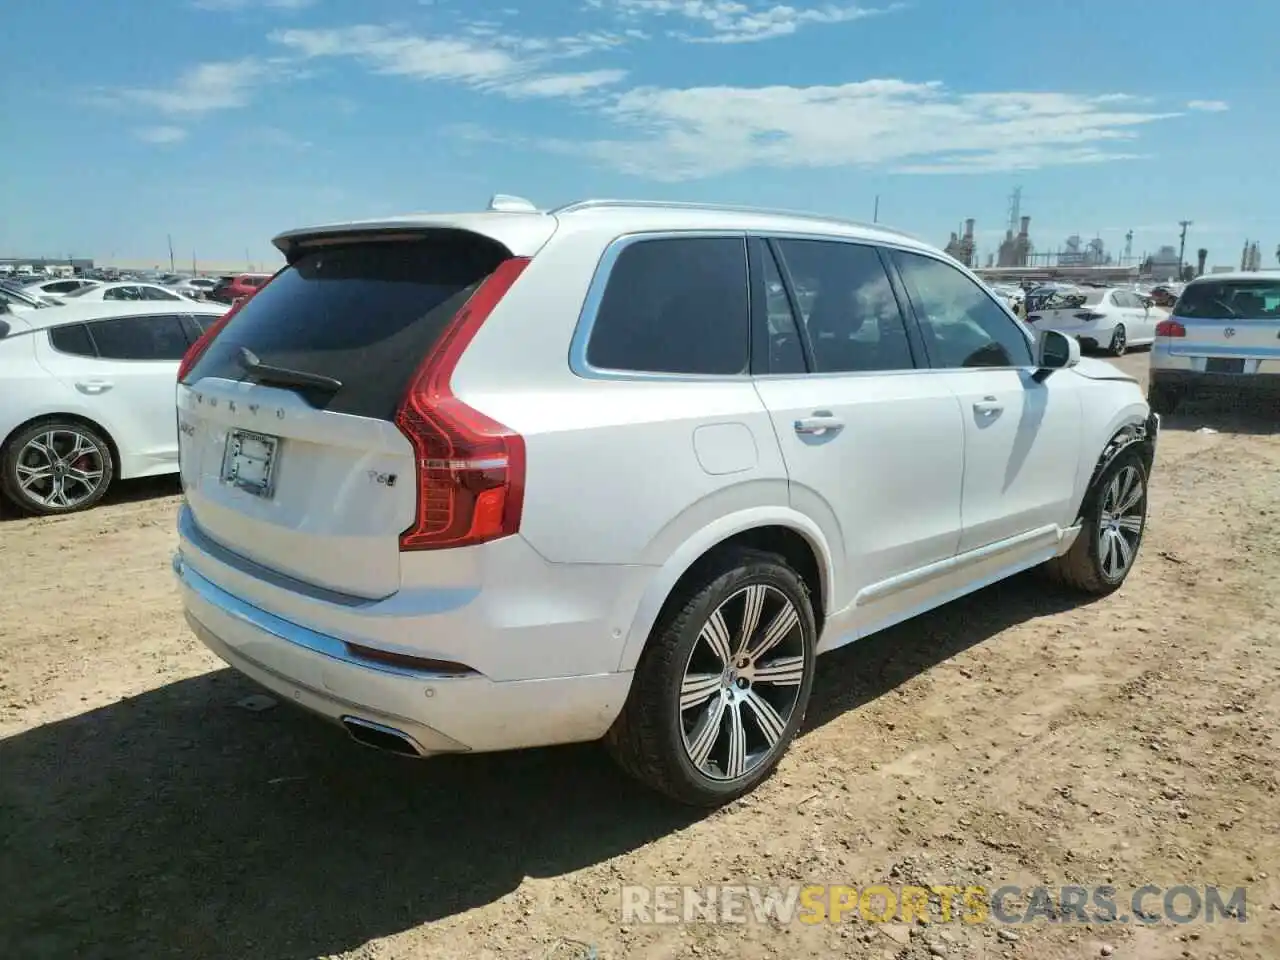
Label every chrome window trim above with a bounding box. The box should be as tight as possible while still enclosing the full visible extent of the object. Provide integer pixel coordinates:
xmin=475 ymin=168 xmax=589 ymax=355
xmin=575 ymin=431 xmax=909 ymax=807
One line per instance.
xmin=568 ymin=230 xmax=754 ymax=383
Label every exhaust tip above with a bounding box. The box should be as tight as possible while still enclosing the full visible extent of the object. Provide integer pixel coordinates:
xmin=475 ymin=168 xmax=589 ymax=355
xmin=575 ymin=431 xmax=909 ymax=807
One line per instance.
xmin=341 ymin=716 xmax=425 ymax=757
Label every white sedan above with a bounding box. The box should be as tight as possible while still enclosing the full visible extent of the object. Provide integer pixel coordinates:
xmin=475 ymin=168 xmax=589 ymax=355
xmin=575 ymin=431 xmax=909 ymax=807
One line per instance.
xmin=1024 ymin=286 xmax=1166 ymax=356
xmin=0 ymin=300 xmax=227 ymax=514
xmin=55 ymin=281 xmax=200 ymax=305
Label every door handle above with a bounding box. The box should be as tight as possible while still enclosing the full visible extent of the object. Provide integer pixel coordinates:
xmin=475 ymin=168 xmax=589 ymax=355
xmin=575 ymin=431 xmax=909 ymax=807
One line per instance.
xmin=973 ymin=397 xmax=1003 ymax=415
xmin=76 ymin=380 xmax=114 ymax=395
xmin=794 ymin=413 xmax=844 ymax=435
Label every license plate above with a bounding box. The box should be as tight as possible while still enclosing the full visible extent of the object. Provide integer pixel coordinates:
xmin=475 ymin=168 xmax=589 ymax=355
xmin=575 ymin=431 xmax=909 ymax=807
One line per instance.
xmin=1206 ymin=358 xmax=1245 ymax=374
xmin=220 ymin=429 xmax=279 ymax=498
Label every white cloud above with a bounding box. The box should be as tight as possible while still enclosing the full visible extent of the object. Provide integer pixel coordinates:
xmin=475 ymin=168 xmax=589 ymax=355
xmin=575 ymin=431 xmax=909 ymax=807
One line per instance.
xmin=1186 ymin=99 xmax=1229 ymax=112
xmin=270 ymin=25 xmax=628 ymax=98
xmin=114 ymin=59 xmax=271 ymax=115
xmin=556 ymin=80 xmax=1179 ymax=180
xmin=599 ymin=0 xmax=900 ymax=43
xmin=134 ymin=126 xmax=188 ymax=144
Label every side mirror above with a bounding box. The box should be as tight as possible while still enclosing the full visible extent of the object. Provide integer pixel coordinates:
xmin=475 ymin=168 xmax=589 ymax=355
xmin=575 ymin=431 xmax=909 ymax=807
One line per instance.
xmin=1035 ymin=329 xmax=1080 ymax=378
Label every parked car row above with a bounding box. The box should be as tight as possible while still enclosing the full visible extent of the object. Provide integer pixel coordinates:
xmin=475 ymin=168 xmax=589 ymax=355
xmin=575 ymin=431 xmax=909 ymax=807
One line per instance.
xmin=2 ymin=271 xmax=273 ymax=307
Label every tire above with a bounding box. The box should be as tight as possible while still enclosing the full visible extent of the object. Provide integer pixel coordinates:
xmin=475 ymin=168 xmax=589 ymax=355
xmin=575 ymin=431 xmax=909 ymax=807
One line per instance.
xmin=0 ymin=420 xmax=115 ymax=516
xmin=1044 ymin=446 xmax=1148 ymax=595
xmin=1107 ymin=324 xmax=1127 ymax=357
xmin=604 ymin=546 xmax=818 ymax=807
xmin=1147 ymin=382 xmax=1182 ymax=416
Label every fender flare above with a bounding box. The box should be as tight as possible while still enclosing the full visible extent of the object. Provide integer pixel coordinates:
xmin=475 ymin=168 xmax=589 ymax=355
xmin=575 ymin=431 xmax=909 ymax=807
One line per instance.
xmin=615 ymin=507 xmax=836 ymax=673
xmin=1077 ymin=409 xmax=1159 ymax=521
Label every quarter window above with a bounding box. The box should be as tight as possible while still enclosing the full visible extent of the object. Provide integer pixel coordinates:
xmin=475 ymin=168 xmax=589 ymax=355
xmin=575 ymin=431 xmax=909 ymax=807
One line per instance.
xmin=586 ymin=237 xmax=749 ymax=375
xmin=892 ymin=251 xmax=1034 ymax=368
xmin=48 ymin=324 xmax=97 ymax=358
xmin=775 ymin=239 xmax=916 ymax=373
xmin=84 ymin=314 xmax=190 ymax=361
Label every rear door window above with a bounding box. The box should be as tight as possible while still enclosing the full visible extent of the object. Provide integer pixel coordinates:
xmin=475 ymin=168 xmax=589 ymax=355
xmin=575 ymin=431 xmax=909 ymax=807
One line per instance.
xmin=586 ymin=236 xmax=749 ymax=376
xmin=184 ymin=236 xmax=509 ymax=420
xmin=86 ymin=314 xmax=190 ymax=361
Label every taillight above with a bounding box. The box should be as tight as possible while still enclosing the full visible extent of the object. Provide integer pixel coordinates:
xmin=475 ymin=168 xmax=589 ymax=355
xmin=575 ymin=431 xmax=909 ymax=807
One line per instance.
xmin=1155 ymin=319 xmax=1187 ymax=338
xmin=1026 ymin=314 xmax=1041 ymax=323
xmin=396 ymin=257 xmax=530 ymax=551
xmin=1074 ymin=311 xmax=1105 ymax=321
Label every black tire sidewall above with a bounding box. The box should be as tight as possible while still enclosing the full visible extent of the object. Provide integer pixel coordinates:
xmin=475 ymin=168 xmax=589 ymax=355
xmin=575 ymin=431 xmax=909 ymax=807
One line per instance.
xmin=1110 ymin=324 xmax=1127 ymax=356
xmin=658 ymin=555 xmax=817 ymax=803
xmin=1081 ymin=448 xmax=1148 ymax=587
xmin=1 ymin=421 xmax=114 ymax=515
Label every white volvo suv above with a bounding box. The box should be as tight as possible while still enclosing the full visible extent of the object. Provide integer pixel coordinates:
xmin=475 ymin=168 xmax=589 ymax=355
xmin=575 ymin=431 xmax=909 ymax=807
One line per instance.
xmin=172 ymin=197 xmax=1158 ymax=806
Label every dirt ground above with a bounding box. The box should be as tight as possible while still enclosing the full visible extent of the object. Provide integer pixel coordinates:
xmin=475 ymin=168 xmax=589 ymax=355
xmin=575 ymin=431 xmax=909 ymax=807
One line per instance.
xmin=1 ymin=352 xmax=1278 ymax=960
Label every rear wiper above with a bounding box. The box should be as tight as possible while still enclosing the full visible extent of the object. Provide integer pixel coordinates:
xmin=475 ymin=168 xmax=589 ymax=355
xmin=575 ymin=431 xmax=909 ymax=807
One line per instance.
xmin=237 ymin=346 xmax=342 ymax=396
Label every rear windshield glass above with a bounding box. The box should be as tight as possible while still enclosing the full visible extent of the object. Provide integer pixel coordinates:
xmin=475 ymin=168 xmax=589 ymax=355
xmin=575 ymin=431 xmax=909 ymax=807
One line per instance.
xmin=1175 ymin=279 xmax=1280 ymax=319
xmin=184 ymin=234 xmax=509 ymax=420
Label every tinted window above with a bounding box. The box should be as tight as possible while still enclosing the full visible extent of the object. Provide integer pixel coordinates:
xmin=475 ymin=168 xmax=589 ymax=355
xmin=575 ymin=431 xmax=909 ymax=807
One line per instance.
xmin=893 ymin=252 xmax=1034 ymax=368
xmin=587 ymin=237 xmax=749 ymax=376
xmin=185 ymin=236 xmax=508 ymax=420
xmin=776 ymin=239 xmax=915 ymax=373
xmin=85 ymin=314 xmax=190 ymax=361
xmin=760 ymin=246 xmax=806 ymax=374
xmin=49 ymin=324 xmax=97 ymax=357
xmin=142 ymin=285 xmax=181 ymax=301
xmin=44 ymin=280 xmax=78 ymax=293
xmin=103 ymin=286 xmax=141 ymax=301
xmin=1174 ymin=279 xmax=1280 ymax=319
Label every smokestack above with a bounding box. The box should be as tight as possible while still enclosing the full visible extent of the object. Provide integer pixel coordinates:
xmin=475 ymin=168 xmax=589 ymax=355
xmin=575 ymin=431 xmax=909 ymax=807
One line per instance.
xmin=964 ymin=218 xmax=975 ymax=240
xmin=1019 ymin=216 xmax=1030 ymax=237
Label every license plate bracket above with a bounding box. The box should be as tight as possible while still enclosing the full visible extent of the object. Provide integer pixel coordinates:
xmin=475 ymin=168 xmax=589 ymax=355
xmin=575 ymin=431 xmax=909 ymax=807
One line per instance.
xmin=221 ymin=429 xmax=279 ymax=499
xmin=1205 ymin=358 xmax=1245 ymax=374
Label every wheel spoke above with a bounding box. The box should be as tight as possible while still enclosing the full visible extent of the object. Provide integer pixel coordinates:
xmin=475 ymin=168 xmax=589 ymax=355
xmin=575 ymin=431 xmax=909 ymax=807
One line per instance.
xmin=686 ymin=696 xmax=727 ymax=769
xmin=27 ymin=434 xmax=56 ymax=462
xmin=680 ymin=673 xmax=722 ymax=712
xmin=743 ymin=690 xmax=787 ymax=747
xmin=1116 ymin=515 xmax=1143 ymax=534
xmin=725 ymin=703 xmax=748 ymax=779
xmin=736 ymin=584 xmax=766 ymax=657
xmin=1100 ymin=531 xmax=1117 ymax=577
xmin=746 ymin=602 xmax=798 ymax=663
xmin=48 ymin=477 xmax=70 ymax=508
xmin=1114 ymin=531 xmax=1134 ymax=571
xmin=753 ymin=654 xmax=805 ymax=687
xmin=1116 ymin=480 xmax=1144 ymax=515
xmin=699 ymin=609 xmax=734 ymax=666
xmin=16 ymin=463 xmax=53 ymax=490
xmin=67 ymin=434 xmax=93 ymax=459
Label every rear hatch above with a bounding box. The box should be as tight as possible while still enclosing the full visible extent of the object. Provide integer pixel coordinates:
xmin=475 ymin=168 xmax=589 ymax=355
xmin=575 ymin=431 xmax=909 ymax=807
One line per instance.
xmin=1167 ymin=277 xmax=1280 ymax=363
xmin=177 ymin=230 xmax=525 ymax=599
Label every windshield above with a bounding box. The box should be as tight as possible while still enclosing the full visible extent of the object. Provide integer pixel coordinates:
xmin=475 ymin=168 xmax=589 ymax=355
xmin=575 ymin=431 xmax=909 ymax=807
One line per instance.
xmin=1175 ymin=279 xmax=1280 ymax=319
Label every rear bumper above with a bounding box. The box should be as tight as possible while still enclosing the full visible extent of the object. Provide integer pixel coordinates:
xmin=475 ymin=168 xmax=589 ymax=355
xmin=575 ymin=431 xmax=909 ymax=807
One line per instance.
xmin=1152 ymin=368 xmax=1280 ymax=396
xmin=173 ymin=530 xmax=637 ymax=755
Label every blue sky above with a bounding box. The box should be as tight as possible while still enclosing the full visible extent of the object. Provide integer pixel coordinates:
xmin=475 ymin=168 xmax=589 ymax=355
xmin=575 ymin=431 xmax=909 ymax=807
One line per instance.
xmin=2 ymin=0 xmax=1274 ymax=269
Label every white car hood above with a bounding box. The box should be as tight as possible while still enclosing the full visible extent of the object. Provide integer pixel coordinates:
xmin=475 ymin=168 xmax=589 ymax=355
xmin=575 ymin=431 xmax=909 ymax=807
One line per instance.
xmin=1071 ymin=357 xmax=1138 ymax=384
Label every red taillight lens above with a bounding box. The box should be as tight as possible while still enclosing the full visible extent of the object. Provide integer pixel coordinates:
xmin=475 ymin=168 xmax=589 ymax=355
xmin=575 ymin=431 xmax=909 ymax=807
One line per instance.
xmin=1155 ymin=319 xmax=1187 ymax=338
xmin=396 ymin=257 xmax=530 ymax=551
xmin=1074 ymin=311 xmax=1105 ymax=321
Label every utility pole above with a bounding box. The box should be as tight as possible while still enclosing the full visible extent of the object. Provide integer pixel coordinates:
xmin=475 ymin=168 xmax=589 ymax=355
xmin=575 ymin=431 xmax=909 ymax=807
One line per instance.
xmin=167 ymin=234 xmax=176 ymax=273
xmin=873 ymin=195 xmax=879 ymax=223
xmin=1177 ymin=220 xmax=1192 ymax=277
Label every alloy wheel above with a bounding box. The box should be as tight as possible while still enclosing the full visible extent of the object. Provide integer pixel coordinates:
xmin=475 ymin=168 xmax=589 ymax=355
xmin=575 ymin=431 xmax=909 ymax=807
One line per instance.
xmin=1097 ymin=464 xmax=1145 ymax=580
xmin=679 ymin=584 xmax=807 ymax=781
xmin=15 ymin=429 xmax=106 ymax=509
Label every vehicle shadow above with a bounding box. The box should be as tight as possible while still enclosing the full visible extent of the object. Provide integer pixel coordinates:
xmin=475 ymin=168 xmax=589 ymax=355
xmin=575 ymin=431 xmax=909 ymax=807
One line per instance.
xmin=0 ymin=573 xmax=1093 ymax=960
xmin=1159 ymin=395 xmax=1280 ymax=436
xmin=0 ymin=476 xmax=180 ymax=522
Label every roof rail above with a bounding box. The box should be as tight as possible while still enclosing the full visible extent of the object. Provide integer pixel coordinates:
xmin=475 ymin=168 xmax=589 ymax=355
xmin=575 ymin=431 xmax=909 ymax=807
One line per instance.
xmin=549 ymin=198 xmax=918 ymax=240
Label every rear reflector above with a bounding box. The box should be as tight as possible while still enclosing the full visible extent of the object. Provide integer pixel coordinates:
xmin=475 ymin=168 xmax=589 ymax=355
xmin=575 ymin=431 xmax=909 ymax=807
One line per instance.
xmin=395 ymin=257 xmax=530 ymax=551
xmin=344 ymin=642 xmax=477 ymax=675
xmin=1155 ymin=319 xmax=1187 ymax=338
